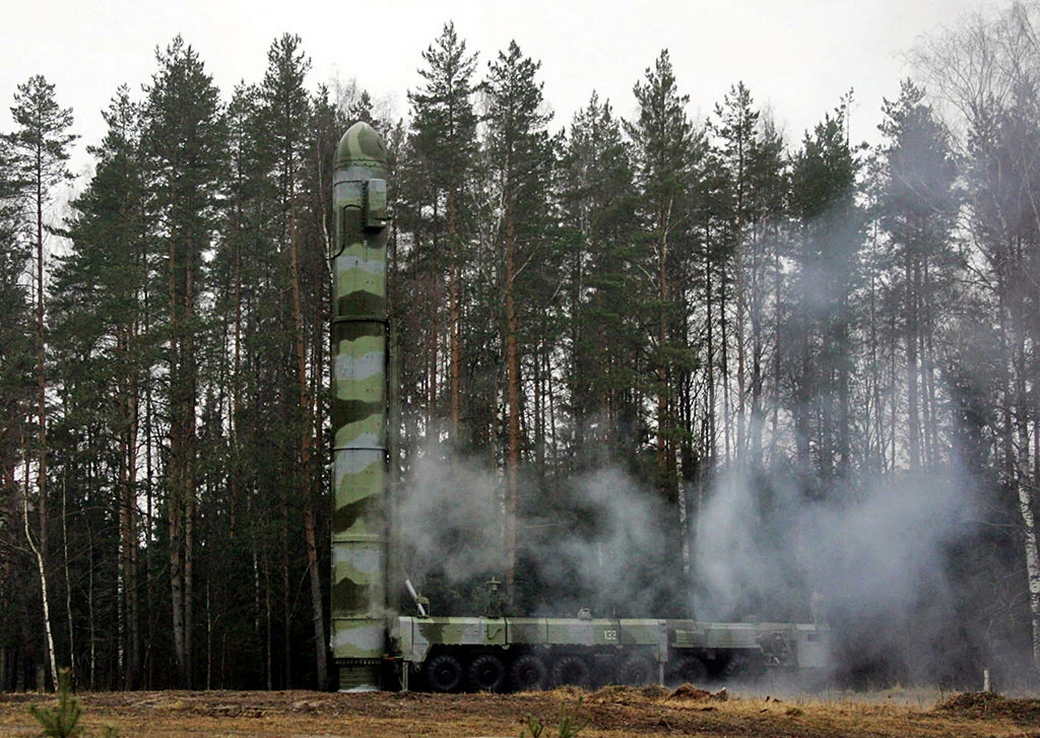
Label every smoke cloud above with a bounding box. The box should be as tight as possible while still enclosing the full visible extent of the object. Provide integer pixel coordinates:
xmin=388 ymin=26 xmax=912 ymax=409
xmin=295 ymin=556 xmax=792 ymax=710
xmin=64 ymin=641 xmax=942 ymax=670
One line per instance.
xmin=399 ymin=444 xmax=988 ymax=686
xmin=400 ymin=455 xmax=685 ymax=618
xmin=694 ymin=463 xmax=981 ymax=684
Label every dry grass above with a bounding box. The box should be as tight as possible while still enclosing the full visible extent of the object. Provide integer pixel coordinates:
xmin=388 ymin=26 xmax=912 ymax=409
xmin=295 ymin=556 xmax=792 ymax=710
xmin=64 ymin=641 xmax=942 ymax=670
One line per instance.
xmin=1 ymin=685 xmax=1038 ymax=737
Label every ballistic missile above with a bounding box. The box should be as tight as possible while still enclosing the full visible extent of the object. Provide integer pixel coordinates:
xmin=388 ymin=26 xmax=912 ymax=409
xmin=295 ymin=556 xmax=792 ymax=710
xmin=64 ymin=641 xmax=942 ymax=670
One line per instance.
xmin=330 ymin=121 xmax=391 ymax=691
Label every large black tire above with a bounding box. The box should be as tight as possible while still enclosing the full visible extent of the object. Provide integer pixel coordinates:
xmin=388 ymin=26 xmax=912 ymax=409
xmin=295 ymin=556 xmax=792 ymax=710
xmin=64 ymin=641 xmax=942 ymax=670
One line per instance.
xmin=425 ymin=653 xmax=464 ymax=692
xmin=590 ymin=653 xmax=621 ymax=687
xmin=468 ymin=653 xmax=506 ymax=692
xmin=718 ymin=651 xmax=765 ymax=682
xmin=669 ymin=656 xmax=708 ymax=685
xmin=551 ymin=655 xmax=591 ymax=688
xmin=619 ymin=653 xmax=656 ymax=685
xmin=510 ymin=653 xmax=549 ymax=691
xmin=718 ymin=652 xmax=745 ymax=680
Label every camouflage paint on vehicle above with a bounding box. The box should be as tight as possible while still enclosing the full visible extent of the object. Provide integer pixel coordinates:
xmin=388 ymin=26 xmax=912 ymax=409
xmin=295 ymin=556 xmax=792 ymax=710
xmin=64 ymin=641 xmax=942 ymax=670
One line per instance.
xmin=397 ymin=615 xmax=830 ymax=681
xmin=331 ymin=121 xmax=392 ymax=691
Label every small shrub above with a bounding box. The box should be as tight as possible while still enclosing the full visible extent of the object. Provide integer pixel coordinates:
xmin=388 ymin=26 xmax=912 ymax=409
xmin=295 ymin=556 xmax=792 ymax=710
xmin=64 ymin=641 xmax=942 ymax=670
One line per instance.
xmin=518 ymin=703 xmax=585 ymax=738
xmin=556 ymin=712 xmax=585 ymax=738
xmin=28 ymin=669 xmax=82 ymax=738
xmin=519 ymin=714 xmax=544 ymax=737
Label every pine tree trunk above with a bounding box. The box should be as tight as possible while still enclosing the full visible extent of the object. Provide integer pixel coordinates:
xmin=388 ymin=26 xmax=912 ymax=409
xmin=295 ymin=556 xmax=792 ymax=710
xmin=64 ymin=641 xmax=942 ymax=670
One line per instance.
xmin=720 ymin=259 xmax=731 ymax=465
xmin=770 ymin=242 xmax=782 ymax=467
xmin=503 ymin=208 xmax=522 ymax=604
xmin=118 ymin=341 xmax=140 ymax=688
xmin=656 ymin=200 xmax=674 ymax=499
xmin=87 ymin=521 xmax=95 ymax=690
xmin=143 ymin=276 xmax=155 ymax=690
xmin=705 ymin=225 xmax=717 ymax=468
xmin=749 ymin=240 xmax=763 ymax=468
xmin=168 ymin=230 xmax=193 ymax=688
xmin=60 ymin=477 xmax=74 ymax=678
xmin=838 ymin=294 xmax=851 ymax=477
xmin=184 ymin=252 xmax=196 ymax=690
xmin=534 ymin=340 xmax=545 ymax=480
xmin=795 ymin=291 xmax=812 ymax=475
xmin=290 ymin=220 xmax=327 ymax=689
xmin=448 ymin=189 xmax=463 ymax=442
xmin=736 ymin=260 xmax=747 ymax=463
xmin=906 ymin=254 xmax=921 ymax=469
xmin=427 ymin=276 xmax=440 ymax=436
xmin=281 ymin=499 xmax=290 ymax=689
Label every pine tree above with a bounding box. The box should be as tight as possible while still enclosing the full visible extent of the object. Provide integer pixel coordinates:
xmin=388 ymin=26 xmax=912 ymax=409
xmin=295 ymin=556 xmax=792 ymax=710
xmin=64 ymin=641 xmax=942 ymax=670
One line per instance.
xmin=483 ymin=40 xmax=553 ymax=604
xmin=142 ymin=35 xmax=227 ymax=688
xmin=624 ymin=50 xmax=697 ymax=576
xmin=408 ymin=22 xmax=479 ymax=444
xmin=219 ymin=80 xmax=272 ymax=687
xmin=0 ymin=124 xmax=33 ymax=510
xmin=52 ymin=84 xmax=151 ymax=688
xmin=877 ymin=79 xmax=960 ymax=471
xmin=28 ymin=668 xmax=82 ymax=737
xmin=559 ymin=93 xmax=640 ymax=468
xmin=789 ymin=101 xmax=863 ymax=489
xmin=0 ymin=134 xmax=36 ymax=686
xmin=5 ymin=73 xmax=77 ymax=691
xmin=259 ymin=31 xmax=314 ymax=691
xmin=709 ymin=82 xmax=760 ymax=465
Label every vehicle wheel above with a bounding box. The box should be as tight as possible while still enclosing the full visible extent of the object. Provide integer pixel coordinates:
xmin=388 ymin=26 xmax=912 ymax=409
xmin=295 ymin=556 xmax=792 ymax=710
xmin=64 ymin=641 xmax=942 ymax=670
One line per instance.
xmin=619 ymin=653 xmax=655 ymax=685
xmin=551 ymin=655 xmax=591 ymax=688
xmin=719 ymin=651 xmax=764 ymax=681
xmin=468 ymin=653 xmax=506 ymax=692
xmin=719 ymin=652 xmax=744 ymax=679
xmin=425 ymin=653 xmax=464 ymax=692
xmin=670 ymin=656 xmax=708 ymax=684
xmin=590 ymin=653 xmax=620 ymax=687
xmin=510 ymin=653 xmax=549 ymax=691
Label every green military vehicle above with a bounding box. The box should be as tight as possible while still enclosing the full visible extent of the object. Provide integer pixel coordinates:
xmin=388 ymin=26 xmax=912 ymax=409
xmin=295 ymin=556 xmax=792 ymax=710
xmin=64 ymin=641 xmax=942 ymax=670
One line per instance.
xmin=329 ymin=121 xmax=830 ymax=692
xmin=393 ymin=611 xmax=828 ymax=692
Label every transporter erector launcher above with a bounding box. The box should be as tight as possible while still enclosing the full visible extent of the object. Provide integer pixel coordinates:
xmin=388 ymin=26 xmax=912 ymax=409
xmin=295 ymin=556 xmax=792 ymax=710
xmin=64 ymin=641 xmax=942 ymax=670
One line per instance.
xmin=330 ymin=123 xmax=830 ymax=693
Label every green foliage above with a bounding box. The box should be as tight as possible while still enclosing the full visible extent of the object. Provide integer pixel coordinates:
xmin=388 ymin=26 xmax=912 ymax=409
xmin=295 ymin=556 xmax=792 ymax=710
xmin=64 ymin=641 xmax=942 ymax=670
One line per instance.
xmin=28 ymin=669 xmax=82 ymax=738
xmin=556 ymin=712 xmax=586 ymax=738
xmin=519 ymin=714 xmax=545 ymax=738
xmin=4 ymin=73 xmax=77 ymax=204
xmin=518 ymin=701 xmax=586 ymax=738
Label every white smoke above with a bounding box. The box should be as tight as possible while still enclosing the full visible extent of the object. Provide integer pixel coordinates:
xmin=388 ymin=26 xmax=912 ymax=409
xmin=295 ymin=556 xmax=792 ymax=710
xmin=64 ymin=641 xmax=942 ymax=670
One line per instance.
xmin=399 ymin=441 xmax=986 ymax=683
xmin=692 ymin=462 xmax=980 ymax=683
xmin=399 ymin=455 xmax=682 ymax=617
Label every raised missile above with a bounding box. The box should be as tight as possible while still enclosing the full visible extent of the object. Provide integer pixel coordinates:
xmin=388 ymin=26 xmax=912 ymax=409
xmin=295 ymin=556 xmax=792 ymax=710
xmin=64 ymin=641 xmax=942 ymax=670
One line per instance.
xmin=330 ymin=121 xmax=391 ymax=692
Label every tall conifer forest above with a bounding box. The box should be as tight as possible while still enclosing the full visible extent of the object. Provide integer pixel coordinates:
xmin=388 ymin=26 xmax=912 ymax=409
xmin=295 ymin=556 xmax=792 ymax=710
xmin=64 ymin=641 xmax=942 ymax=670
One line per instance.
xmin=5 ymin=6 xmax=1040 ymax=691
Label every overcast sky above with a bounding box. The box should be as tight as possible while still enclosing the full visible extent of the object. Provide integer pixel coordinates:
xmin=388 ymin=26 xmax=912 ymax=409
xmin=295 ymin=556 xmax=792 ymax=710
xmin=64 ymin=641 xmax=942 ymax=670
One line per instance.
xmin=3 ymin=0 xmax=995 ymax=183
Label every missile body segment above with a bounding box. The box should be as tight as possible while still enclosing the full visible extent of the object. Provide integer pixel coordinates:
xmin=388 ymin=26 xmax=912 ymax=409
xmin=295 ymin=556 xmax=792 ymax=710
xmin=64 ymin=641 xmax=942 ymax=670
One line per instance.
xmin=331 ymin=121 xmax=390 ymax=692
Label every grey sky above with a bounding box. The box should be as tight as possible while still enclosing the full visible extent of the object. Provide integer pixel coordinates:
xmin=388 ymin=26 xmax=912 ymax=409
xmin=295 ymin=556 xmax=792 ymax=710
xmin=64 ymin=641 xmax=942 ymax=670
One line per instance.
xmin=3 ymin=0 xmax=991 ymax=182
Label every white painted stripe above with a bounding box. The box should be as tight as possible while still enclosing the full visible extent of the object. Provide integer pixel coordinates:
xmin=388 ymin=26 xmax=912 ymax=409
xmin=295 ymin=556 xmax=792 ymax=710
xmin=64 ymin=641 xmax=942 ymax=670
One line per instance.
xmin=335 ymin=351 xmax=384 ymax=380
xmin=334 ymin=445 xmax=383 ymax=479
xmin=336 ymin=254 xmax=386 ymax=275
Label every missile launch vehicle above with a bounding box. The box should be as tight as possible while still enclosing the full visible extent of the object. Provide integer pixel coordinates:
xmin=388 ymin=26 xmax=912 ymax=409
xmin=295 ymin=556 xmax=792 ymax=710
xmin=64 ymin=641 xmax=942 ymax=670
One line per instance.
xmin=330 ymin=121 xmax=830 ymax=692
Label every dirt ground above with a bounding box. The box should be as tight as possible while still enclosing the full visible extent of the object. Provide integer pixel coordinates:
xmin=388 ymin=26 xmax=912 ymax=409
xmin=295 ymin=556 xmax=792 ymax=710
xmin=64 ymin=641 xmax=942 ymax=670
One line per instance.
xmin=2 ymin=685 xmax=1039 ymax=737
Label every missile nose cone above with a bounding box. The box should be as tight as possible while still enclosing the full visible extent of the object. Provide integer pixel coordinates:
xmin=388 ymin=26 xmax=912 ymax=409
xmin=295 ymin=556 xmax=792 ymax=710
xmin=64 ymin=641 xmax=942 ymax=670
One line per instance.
xmin=335 ymin=121 xmax=388 ymax=171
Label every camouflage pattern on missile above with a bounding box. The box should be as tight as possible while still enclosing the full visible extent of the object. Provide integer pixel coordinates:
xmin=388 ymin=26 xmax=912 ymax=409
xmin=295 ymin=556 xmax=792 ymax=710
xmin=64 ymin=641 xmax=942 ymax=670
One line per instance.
xmin=331 ymin=121 xmax=391 ymax=691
